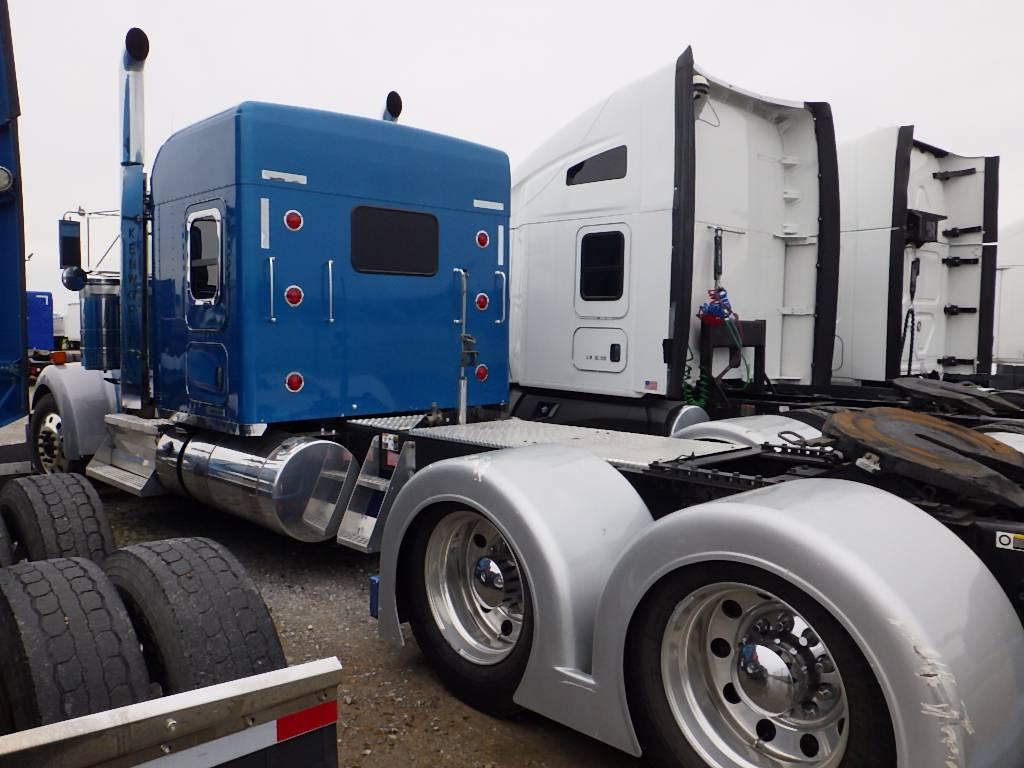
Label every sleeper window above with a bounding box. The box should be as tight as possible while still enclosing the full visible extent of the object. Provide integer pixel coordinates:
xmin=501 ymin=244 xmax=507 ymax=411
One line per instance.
xmin=579 ymin=231 xmax=625 ymax=301
xmin=188 ymin=212 xmax=221 ymax=302
xmin=566 ymin=146 xmax=627 ymax=186
xmin=351 ymin=206 xmax=439 ymax=276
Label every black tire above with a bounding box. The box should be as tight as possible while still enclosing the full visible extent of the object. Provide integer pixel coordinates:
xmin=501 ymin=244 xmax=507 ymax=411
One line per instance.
xmin=0 ymin=474 xmax=114 ymax=564
xmin=29 ymin=392 xmax=87 ymax=475
xmin=0 ymin=513 xmax=13 ymax=566
xmin=0 ymin=558 xmax=151 ymax=734
xmin=102 ymin=537 xmax=286 ymax=695
xmin=402 ymin=506 xmax=533 ymax=717
xmin=625 ymin=562 xmax=896 ymax=768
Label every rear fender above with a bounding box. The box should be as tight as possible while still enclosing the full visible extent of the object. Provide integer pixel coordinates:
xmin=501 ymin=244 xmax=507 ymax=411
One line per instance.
xmin=33 ymin=363 xmax=117 ymax=459
xmin=377 ymin=444 xmax=651 ymax=744
xmin=591 ymin=478 xmax=1024 ymax=767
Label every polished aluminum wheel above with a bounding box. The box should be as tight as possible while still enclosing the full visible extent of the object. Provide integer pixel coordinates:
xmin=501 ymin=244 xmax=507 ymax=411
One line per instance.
xmin=661 ymin=583 xmax=849 ymax=767
xmin=35 ymin=412 xmax=66 ymax=474
xmin=423 ymin=510 xmax=524 ymax=665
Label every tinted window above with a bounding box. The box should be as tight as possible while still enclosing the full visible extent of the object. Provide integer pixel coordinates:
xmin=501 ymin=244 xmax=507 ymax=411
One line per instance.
xmin=566 ymin=145 xmax=627 ymax=186
xmin=351 ymin=206 xmax=439 ymax=276
xmin=188 ymin=215 xmax=221 ymax=301
xmin=580 ymin=231 xmax=624 ymax=301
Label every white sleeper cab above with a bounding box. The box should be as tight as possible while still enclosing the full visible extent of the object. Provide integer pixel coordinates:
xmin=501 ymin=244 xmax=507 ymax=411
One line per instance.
xmin=509 ymin=47 xmax=839 ymax=433
xmin=835 ymin=126 xmax=998 ymax=383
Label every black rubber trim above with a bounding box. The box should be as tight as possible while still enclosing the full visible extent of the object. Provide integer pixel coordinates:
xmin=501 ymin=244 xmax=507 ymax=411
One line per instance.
xmin=884 ymin=125 xmax=915 ymax=380
xmin=806 ymin=101 xmax=841 ymax=387
xmin=977 ymin=155 xmax=999 ymax=374
xmin=912 ymin=138 xmax=949 ymax=158
xmin=666 ymin=48 xmax=697 ymax=397
xmin=0 ymin=0 xmax=20 ymax=120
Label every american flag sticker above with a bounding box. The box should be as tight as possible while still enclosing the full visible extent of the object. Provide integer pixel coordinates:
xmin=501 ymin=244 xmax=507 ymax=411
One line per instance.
xmin=644 ymin=380 xmax=658 ymax=391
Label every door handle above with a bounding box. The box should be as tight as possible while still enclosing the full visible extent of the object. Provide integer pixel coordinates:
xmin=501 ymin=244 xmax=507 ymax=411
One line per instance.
xmin=495 ymin=271 xmax=507 ymax=325
xmin=267 ymin=256 xmax=276 ymax=322
xmin=327 ymin=259 xmax=335 ymax=323
xmin=453 ymin=268 xmax=468 ymax=326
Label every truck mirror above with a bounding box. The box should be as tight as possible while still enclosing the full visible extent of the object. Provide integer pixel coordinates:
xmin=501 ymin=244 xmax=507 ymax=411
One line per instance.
xmin=59 ymin=219 xmax=82 ymax=269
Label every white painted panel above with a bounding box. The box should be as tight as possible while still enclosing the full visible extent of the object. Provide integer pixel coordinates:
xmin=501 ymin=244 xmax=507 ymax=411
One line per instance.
xmin=572 ymin=327 xmax=627 ymax=372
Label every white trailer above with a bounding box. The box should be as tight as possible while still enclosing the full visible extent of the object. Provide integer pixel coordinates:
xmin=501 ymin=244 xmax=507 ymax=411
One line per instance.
xmin=835 ymin=126 xmax=998 ymax=383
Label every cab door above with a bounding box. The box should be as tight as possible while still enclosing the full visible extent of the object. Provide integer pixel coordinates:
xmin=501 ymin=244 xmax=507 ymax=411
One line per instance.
xmin=0 ymin=2 xmax=27 ymax=428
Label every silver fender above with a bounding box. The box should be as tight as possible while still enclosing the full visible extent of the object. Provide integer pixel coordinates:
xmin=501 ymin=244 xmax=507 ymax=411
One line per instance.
xmin=590 ymin=478 xmax=1024 ymax=767
xmin=377 ymin=444 xmax=651 ymax=737
xmin=33 ymin=363 xmax=117 ymax=460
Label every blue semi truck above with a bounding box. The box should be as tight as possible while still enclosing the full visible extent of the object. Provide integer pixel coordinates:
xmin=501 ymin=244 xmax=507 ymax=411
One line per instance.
xmin=9 ymin=23 xmax=1024 ymax=768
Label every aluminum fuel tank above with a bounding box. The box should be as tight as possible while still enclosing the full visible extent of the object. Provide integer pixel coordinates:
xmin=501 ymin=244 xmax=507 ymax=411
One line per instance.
xmin=156 ymin=431 xmax=359 ymax=542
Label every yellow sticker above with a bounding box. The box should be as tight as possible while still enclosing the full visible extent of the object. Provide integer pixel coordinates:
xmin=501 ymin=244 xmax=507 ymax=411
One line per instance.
xmin=995 ymin=532 xmax=1024 ymax=552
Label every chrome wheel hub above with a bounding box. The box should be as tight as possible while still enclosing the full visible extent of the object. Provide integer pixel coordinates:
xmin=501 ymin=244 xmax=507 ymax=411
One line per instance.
xmin=36 ymin=412 xmax=65 ymax=473
xmin=662 ymin=583 xmax=848 ymax=767
xmin=424 ymin=511 xmax=524 ymax=665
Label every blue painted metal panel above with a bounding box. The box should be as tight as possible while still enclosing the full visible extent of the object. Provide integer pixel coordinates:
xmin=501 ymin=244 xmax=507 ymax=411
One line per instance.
xmin=26 ymin=291 xmax=53 ymax=350
xmin=0 ymin=0 xmax=27 ymax=429
xmin=151 ymin=102 xmax=509 ymax=433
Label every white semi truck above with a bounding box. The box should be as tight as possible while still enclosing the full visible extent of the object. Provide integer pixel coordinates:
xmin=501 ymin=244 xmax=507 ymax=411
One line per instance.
xmin=11 ymin=22 xmax=1024 ymax=768
xmin=835 ymin=126 xmax=998 ymax=384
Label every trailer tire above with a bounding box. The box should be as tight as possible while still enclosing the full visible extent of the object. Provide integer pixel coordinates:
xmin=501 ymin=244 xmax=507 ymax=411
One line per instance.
xmin=0 ymin=514 xmax=13 ymax=567
xmin=0 ymin=474 xmax=114 ymax=564
xmin=0 ymin=558 xmax=151 ymax=734
xmin=102 ymin=537 xmax=286 ymax=695
xmin=30 ymin=392 xmax=87 ymax=475
xmin=625 ymin=562 xmax=896 ymax=768
xmin=403 ymin=506 xmax=533 ymax=717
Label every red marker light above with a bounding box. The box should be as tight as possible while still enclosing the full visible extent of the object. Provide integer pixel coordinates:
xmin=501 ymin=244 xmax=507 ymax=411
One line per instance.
xmin=284 ymin=210 xmax=303 ymax=231
xmin=285 ymin=285 xmax=304 ymax=307
xmin=476 ymin=230 xmax=489 ymax=248
xmin=285 ymin=372 xmax=304 ymax=392
xmin=475 ymin=292 xmax=489 ymax=311
xmin=475 ymin=364 xmax=489 ymax=382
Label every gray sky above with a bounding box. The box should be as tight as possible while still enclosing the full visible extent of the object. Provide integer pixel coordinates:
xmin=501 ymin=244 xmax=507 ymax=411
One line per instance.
xmin=11 ymin=0 xmax=1024 ymax=314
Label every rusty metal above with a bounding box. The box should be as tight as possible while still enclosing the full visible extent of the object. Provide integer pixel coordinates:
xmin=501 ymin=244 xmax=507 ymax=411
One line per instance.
xmin=824 ymin=407 xmax=1024 ymax=510
xmin=893 ymin=377 xmax=1021 ymax=416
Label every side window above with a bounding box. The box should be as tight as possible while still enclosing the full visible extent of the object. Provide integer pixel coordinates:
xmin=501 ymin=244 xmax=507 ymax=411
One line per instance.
xmin=351 ymin=206 xmax=439 ymax=276
xmin=579 ymin=231 xmax=624 ymax=301
xmin=187 ymin=209 xmax=222 ymax=302
xmin=566 ymin=145 xmax=627 ymax=186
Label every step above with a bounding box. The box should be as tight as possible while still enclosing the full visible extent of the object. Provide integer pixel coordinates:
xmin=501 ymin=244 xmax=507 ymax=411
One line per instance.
xmin=356 ymin=475 xmax=390 ymax=492
xmin=86 ymin=460 xmax=165 ymax=497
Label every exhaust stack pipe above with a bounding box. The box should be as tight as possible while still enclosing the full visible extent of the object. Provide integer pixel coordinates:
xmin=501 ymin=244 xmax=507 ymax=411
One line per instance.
xmin=118 ymin=27 xmax=151 ymax=411
xmin=381 ymin=90 xmax=402 ymax=123
xmin=121 ymin=28 xmax=149 ymax=166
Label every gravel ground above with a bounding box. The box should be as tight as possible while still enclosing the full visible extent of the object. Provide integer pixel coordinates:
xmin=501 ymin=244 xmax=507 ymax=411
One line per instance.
xmin=1 ymin=416 xmax=639 ymax=768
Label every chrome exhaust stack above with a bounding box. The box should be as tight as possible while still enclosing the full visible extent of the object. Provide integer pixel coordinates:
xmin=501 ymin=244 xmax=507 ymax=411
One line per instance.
xmin=156 ymin=431 xmax=360 ymax=542
xmin=121 ymin=28 xmax=149 ymax=166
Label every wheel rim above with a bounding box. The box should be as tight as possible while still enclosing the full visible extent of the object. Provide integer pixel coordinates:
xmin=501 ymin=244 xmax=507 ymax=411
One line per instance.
xmin=423 ymin=510 xmax=524 ymax=665
xmin=36 ymin=412 xmax=65 ymax=473
xmin=661 ymin=583 xmax=849 ymax=768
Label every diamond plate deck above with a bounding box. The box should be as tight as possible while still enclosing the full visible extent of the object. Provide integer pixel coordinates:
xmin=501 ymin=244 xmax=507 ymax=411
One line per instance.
xmin=349 ymin=414 xmax=426 ymax=431
xmin=408 ymin=419 xmax=743 ymax=471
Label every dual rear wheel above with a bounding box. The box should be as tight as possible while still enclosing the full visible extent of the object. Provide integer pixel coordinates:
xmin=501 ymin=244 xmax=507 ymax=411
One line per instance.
xmin=405 ymin=507 xmax=895 ymax=768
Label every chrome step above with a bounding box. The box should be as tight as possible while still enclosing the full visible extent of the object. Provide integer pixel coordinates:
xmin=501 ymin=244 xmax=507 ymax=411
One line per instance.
xmin=86 ymin=460 xmax=164 ymax=497
xmin=336 ymin=437 xmax=416 ymax=553
xmin=356 ymin=474 xmax=390 ymax=492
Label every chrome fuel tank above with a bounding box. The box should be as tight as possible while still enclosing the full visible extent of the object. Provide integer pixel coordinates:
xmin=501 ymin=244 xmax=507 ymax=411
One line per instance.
xmin=157 ymin=431 xmax=359 ymax=542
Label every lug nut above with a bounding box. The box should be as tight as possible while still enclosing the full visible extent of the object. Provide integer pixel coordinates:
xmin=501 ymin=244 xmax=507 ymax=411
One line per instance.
xmin=816 ymin=684 xmax=836 ymax=699
xmin=815 ymin=655 xmax=835 ymax=674
xmin=801 ymin=629 xmax=819 ymax=647
xmin=772 ymin=612 xmax=795 ymax=634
